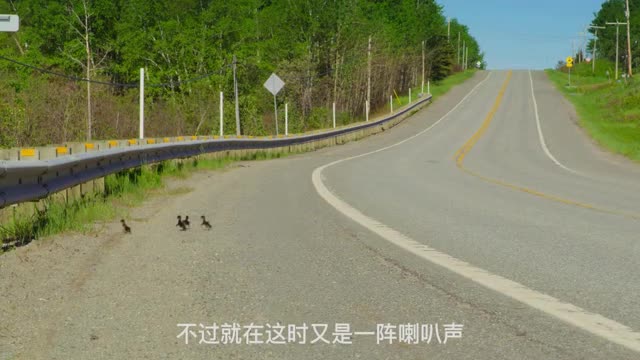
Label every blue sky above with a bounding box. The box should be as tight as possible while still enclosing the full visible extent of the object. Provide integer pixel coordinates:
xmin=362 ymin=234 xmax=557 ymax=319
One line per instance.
xmin=439 ymin=0 xmax=606 ymax=69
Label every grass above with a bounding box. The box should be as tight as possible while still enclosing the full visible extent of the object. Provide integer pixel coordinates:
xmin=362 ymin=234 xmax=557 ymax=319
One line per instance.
xmin=545 ymin=61 xmax=640 ymax=161
xmin=0 ymin=69 xmax=477 ymax=253
xmin=384 ymin=70 xmax=477 ymax=114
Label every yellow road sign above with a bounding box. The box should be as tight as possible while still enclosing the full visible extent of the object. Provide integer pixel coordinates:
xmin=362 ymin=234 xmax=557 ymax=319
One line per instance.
xmin=566 ymin=56 xmax=573 ymax=68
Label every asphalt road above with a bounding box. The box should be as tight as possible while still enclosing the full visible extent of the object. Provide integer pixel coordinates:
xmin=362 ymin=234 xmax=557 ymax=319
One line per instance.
xmin=2 ymin=70 xmax=640 ymax=359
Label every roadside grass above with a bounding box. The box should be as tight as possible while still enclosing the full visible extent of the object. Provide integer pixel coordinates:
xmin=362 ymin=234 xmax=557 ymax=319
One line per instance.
xmin=371 ymin=69 xmax=477 ymax=118
xmin=545 ymin=63 xmax=640 ymax=161
xmin=0 ymin=70 xmax=477 ymax=253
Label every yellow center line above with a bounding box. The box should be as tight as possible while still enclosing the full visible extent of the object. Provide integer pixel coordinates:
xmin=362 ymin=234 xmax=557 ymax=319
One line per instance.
xmin=454 ymin=70 xmax=640 ymax=221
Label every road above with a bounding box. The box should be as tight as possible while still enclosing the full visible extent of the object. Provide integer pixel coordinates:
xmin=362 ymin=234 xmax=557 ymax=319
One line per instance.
xmin=2 ymin=70 xmax=640 ymax=359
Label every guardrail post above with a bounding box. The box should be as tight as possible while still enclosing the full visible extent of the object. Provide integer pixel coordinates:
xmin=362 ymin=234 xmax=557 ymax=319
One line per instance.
xmin=67 ymin=142 xmax=86 ymax=201
xmin=139 ymin=68 xmax=145 ymax=140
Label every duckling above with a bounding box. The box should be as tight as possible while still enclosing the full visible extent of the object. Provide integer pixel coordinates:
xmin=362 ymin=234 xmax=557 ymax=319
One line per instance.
xmin=121 ymin=219 xmax=131 ymax=234
xmin=201 ymin=215 xmax=212 ymax=230
xmin=176 ymin=216 xmax=187 ymax=231
xmin=183 ymin=216 xmax=191 ymax=229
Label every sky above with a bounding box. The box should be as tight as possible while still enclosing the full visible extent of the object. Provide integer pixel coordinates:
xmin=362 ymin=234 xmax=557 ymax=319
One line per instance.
xmin=439 ymin=0 xmax=606 ymax=70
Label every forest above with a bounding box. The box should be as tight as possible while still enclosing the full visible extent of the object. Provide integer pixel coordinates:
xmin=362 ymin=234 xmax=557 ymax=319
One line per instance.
xmin=0 ymin=0 xmax=483 ymax=147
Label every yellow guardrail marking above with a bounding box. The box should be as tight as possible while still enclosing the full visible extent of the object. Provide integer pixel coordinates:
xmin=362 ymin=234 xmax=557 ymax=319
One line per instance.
xmin=20 ymin=148 xmax=36 ymax=157
xmin=107 ymin=140 xmax=118 ymax=148
xmin=127 ymin=139 xmax=137 ymax=145
xmin=454 ymin=70 xmax=640 ymax=220
xmin=163 ymin=137 xmax=170 ymax=143
xmin=55 ymin=147 xmax=68 ymax=155
xmin=147 ymin=139 xmax=156 ymax=144
xmin=85 ymin=143 xmax=95 ymax=150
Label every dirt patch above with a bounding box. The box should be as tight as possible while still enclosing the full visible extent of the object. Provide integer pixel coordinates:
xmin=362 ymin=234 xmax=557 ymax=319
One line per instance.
xmin=0 ymin=167 xmax=228 ymax=359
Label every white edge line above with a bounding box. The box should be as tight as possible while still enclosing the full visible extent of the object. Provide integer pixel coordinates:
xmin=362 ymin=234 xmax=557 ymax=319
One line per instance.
xmin=312 ymin=71 xmax=640 ymax=353
xmin=528 ymin=70 xmax=582 ymax=175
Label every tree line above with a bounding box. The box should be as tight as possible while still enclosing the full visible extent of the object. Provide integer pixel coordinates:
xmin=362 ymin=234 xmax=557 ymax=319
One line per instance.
xmin=588 ymin=0 xmax=640 ymax=73
xmin=0 ymin=0 xmax=483 ymax=147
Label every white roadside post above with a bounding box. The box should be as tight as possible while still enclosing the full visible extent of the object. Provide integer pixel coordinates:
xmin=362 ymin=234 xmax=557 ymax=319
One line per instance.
xmin=285 ymin=103 xmax=288 ymax=136
xmin=365 ymin=101 xmax=369 ymax=122
xmin=428 ymin=80 xmax=430 ymax=95
xmin=139 ymin=68 xmax=144 ymax=139
xmin=263 ymin=73 xmax=285 ymax=135
xmin=233 ymin=55 xmax=241 ymax=136
xmin=409 ymin=88 xmax=412 ymax=103
xmin=390 ymin=96 xmax=393 ymax=114
xmin=219 ymin=91 xmax=224 ymax=136
xmin=332 ymin=102 xmax=336 ymax=128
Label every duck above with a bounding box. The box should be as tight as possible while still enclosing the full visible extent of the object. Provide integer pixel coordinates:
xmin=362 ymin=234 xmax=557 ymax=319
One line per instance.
xmin=201 ymin=215 xmax=212 ymax=230
xmin=121 ymin=219 xmax=131 ymax=234
xmin=176 ymin=216 xmax=187 ymax=231
xmin=183 ymin=216 xmax=191 ymax=229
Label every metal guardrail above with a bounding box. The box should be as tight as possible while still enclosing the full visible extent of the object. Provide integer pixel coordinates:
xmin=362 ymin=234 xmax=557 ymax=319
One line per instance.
xmin=0 ymin=95 xmax=431 ymax=208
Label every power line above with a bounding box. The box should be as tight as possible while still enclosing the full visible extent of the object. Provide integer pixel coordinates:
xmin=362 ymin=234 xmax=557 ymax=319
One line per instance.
xmin=0 ymin=54 xmax=231 ymax=88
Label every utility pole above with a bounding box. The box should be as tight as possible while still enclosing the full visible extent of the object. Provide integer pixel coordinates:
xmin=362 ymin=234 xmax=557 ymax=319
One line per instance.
xmin=463 ymin=46 xmax=466 ymax=70
xmin=447 ymin=18 xmax=451 ymax=43
xmin=421 ymin=40 xmax=425 ymax=94
xmin=367 ymin=35 xmax=372 ymax=121
xmin=464 ymin=46 xmax=468 ymax=70
xmin=607 ymin=21 xmax=627 ymax=80
xmin=462 ymin=40 xmax=466 ymax=70
xmin=589 ymin=25 xmax=605 ymax=73
xmin=457 ymin=32 xmax=461 ymax=65
xmin=466 ymin=46 xmax=469 ymax=69
xmin=626 ymin=0 xmax=633 ymax=76
xmin=233 ymin=55 xmax=241 ymax=135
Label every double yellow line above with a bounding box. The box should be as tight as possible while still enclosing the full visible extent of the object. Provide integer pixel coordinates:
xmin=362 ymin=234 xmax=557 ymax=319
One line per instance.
xmin=454 ymin=70 xmax=640 ymax=220
xmin=455 ymin=71 xmax=512 ymax=166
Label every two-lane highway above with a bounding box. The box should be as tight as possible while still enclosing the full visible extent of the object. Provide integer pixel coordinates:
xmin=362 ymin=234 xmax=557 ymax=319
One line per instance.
xmin=319 ymin=69 xmax=640 ymax=355
xmin=3 ymin=70 xmax=640 ymax=359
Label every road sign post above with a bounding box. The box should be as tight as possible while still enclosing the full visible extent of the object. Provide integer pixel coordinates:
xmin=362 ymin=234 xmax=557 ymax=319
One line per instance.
xmin=263 ymin=73 xmax=285 ymax=135
xmin=566 ymin=56 xmax=573 ymax=87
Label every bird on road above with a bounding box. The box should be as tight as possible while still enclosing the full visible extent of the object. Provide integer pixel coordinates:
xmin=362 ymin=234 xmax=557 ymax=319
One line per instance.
xmin=201 ymin=215 xmax=212 ymax=230
xmin=184 ymin=216 xmax=191 ymax=229
xmin=176 ymin=216 xmax=187 ymax=231
xmin=121 ymin=219 xmax=131 ymax=234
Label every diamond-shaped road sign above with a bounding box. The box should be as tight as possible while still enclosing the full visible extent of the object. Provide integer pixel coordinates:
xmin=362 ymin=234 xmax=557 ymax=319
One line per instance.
xmin=0 ymin=15 xmax=19 ymax=32
xmin=264 ymin=73 xmax=285 ymax=96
